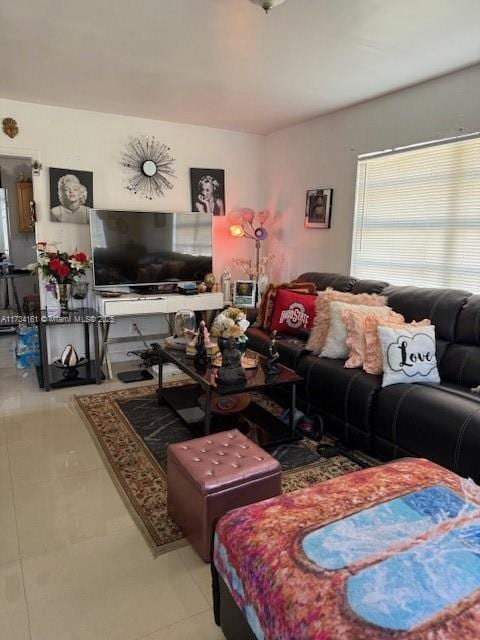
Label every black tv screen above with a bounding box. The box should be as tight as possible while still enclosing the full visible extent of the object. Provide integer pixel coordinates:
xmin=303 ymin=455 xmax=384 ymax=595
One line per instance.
xmin=90 ymin=210 xmax=213 ymax=287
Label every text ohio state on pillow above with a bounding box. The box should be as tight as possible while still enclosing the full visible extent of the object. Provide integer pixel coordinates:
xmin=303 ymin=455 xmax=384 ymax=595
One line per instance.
xmin=269 ymin=289 xmax=317 ymax=334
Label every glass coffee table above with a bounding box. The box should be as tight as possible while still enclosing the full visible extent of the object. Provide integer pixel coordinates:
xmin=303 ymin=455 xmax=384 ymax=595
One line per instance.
xmin=152 ymin=342 xmax=303 ymax=446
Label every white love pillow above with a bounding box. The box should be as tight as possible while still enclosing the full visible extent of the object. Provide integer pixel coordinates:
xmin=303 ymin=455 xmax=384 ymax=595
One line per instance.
xmin=377 ymin=325 xmax=441 ymax=388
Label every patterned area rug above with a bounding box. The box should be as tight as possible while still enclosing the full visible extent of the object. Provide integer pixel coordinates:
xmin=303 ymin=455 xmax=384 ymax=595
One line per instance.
xmin=75 ymin=381 xmax=375 ymax=556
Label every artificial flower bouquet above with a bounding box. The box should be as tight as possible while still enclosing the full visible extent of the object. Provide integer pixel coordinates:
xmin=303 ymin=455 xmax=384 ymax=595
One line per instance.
xmin=211 ymin=306 xmax=250 ymax=338
xmin=28 ymin=242 xmax=91 ymax=284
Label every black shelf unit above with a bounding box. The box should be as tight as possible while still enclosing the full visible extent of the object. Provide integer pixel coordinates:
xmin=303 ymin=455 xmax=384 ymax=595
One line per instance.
xmin=36 ymin=308 xmax=102 ymax=391
xmin=35 ymin=360 xmax=104 ymax=390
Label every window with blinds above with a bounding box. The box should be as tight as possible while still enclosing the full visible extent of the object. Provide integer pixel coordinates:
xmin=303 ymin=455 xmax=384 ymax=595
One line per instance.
xmin=173 ymin=216 xmax=212 ymax=256
xmin=350 ymin=136 xmax=480 ymax=292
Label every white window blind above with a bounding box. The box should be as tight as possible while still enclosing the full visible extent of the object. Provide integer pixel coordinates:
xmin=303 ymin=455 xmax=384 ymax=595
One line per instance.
xmin=350 ymin=136 xmax=480 ymax=292
xmin=173 ymin=217 xmax=211 ymax=256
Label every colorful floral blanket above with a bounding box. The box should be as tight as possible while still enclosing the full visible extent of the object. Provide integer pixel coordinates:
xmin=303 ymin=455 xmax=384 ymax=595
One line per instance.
xmin=213 ymin=459 xmax=480 ymax=639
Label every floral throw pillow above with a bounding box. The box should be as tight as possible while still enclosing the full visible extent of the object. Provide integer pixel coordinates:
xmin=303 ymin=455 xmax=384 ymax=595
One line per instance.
xmin=378 ymin=324 xmax=441 ymax=388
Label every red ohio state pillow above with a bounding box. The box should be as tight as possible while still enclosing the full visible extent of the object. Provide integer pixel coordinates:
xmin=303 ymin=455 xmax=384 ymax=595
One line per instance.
xmin=269 ymin=289 xmax=317 ymax=334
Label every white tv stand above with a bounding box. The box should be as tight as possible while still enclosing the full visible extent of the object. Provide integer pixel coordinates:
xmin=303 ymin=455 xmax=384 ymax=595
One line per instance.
xmin=94 ymin=291 xmax=224 ymax=378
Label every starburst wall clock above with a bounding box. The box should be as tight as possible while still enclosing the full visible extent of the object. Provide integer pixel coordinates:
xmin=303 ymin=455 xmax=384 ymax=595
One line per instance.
xmin=121 ymin=136 xmax=176 ymax=199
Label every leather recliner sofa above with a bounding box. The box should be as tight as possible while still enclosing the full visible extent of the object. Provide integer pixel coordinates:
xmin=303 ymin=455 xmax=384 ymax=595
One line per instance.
xmin=246 ymin=272 xmax=480 ymax=482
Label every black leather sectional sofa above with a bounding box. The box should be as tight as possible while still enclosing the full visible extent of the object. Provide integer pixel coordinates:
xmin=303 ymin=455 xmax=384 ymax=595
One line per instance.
xmin=247 ymin=272 xmax=480 ymax=482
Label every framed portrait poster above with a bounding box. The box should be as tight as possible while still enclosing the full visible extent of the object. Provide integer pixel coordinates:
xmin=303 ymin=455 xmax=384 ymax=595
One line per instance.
xmin=49 ymin=168 xmax=93 ymax=225
xmin=190 ymin=168 xmax=225 ymax=215
xmin=233 ymin=280 xmax=257 ymax=308
xmin=305 ymin=188 xmax=333 ymax=229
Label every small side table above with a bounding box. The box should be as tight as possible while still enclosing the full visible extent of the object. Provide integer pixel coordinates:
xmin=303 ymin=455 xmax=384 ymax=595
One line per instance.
xmin=36 ymin=308 xmax=102 ymax=391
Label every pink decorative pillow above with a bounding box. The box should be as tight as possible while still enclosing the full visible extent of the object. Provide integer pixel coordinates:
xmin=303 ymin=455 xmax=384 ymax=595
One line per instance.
xmin=363 ymin=316 xmax=431 ymax=375
xmin=306 ymin=288 xmax=387 ymax=355
xmin=343 ymin=308 xmax=405 ymax=369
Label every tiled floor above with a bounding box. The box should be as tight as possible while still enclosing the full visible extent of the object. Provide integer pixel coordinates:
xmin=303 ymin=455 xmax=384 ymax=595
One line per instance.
xmin=0 ymin=335 xmax=224 ymax=640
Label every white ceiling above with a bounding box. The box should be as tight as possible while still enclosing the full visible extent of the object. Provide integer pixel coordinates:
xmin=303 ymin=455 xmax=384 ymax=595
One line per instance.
xmin=1 ymin=0 xmax=480 ymax=135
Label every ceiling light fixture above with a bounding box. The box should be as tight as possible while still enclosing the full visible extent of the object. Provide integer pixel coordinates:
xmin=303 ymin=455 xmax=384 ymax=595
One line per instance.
xmin=249 ymin=0 xmax=287 ymax=14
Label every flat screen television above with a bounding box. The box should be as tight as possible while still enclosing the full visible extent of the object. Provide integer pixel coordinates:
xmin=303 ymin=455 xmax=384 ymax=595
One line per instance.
xmin=89 ymin=210 xmax=213 ymax=288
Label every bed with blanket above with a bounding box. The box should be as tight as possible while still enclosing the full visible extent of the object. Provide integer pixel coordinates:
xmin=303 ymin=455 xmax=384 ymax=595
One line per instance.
xmin=212 ymin=459 xmax=480 ymax=639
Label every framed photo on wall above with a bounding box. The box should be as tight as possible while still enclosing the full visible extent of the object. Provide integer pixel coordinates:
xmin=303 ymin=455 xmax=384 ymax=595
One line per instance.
xmin=233 ymin=280 xmax=257 ymax=308
xmin=305 ymin=188 xmax=333 ymax=229
xmin=49 ymin=168 xmax=93 ymax=225
xmin=190 ymin=168 xmax=225 ymax=215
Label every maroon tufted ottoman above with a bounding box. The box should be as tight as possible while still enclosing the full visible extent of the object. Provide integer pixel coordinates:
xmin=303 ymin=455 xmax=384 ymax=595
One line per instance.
xmin=167 ymin=429 xmax=282 ymax=561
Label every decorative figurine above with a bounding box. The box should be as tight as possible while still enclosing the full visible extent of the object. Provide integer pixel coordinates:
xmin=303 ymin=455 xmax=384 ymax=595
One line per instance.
xmin=216 ymin=337 xmax=246 ymax=386
xmin=222 ymin=267 xmax=232 ymax=304
xmin=186 ymin=320 xmax=217 ymax=358
xmin=266 ymin=330 xmax=280 ymax=375
xmin=54 ymin=344 xmax=87 ymax=380
xmin=193 ymin=320 xmax=208 ymax=370
xmin=60 ymin=344 xmax=80 ymax=367
xmin=204 ymin=272 xmax=216 ymax=292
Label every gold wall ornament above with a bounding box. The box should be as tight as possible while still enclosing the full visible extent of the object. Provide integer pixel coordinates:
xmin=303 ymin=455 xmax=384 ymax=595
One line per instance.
xmin=2 ymin=117 xmax=19 ymax=138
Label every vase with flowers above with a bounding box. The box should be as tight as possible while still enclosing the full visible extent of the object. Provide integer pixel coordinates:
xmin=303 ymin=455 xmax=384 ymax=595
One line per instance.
xmin=211 ymin=306 xmax=250 ymax=354
xmin=28 ymin=242 xmax=91 ymax=314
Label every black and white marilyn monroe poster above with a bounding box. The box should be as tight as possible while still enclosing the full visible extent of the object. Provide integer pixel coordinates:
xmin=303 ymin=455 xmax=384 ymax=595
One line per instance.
xmin=49 ymin=167 xmax=93 ymax=224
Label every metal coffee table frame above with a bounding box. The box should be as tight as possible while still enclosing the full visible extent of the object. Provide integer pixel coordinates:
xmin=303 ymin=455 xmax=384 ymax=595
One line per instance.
xmin=153 ymin=342 xmax=302 ymax=438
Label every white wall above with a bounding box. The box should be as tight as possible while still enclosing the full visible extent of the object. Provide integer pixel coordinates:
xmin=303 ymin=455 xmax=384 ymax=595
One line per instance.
xmin=2 ymin=62 xmax=480 ymax=361
xmin=265 ymin=63 xmax=480 ymax=282
xmin=0 ymin=98 xmax=266 ymax=360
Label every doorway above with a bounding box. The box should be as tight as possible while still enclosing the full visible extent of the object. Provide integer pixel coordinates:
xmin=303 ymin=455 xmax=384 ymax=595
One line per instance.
xmin=0 ymin=155 xmax=37 ymax=365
